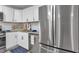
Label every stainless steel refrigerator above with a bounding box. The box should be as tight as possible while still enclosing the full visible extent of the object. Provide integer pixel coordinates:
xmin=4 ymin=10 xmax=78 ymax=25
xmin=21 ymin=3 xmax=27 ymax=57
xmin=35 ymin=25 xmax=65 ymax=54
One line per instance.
xmin=55 ymin=5 xmax=78 ymax=53
xmin=39 ymin=5 xmax=79 ymax=53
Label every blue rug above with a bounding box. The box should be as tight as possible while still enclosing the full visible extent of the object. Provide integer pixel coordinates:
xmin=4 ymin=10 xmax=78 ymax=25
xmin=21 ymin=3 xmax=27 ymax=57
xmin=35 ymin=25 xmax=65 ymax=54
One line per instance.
xmin=10 ymin=46 xmax=28 ymax=53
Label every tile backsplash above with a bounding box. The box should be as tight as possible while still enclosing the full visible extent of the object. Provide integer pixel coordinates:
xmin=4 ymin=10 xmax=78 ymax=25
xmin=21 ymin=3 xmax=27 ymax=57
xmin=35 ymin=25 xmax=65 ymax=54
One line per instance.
xmin=2 ymin=23 xmax=12 ymax=31
xmin=31 ymin=23 xmax=40 ymax=32
xmin=12 ymin=23 xmax=27 ymax=32
xmin=2 ymin=22 xmax=40 ymax=32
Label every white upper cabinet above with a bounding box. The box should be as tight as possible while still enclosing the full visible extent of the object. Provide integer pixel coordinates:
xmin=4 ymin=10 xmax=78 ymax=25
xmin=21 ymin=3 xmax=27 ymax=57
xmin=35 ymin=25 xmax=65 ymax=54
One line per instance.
xmin=33 ymin=6 xmax=39 ymax=21
xmin=23 ymin=6 xmax=39 ymax=22
xmin=3 ymin=6 xmax=14 ymax=22
xmin=27 ymin=7 xmax=33 ymax=22
xmin=23 ymin=7 xmax=33 ymax=22
xmin=23 ymin=8 xmax=28 ymax=22
xmin=2 ymin=6 xmax=39 ymax=22
xmin=0 ymin=6 xmax=3 ymax=12
xmin=14 ymin=9 xmax=22 ymax=22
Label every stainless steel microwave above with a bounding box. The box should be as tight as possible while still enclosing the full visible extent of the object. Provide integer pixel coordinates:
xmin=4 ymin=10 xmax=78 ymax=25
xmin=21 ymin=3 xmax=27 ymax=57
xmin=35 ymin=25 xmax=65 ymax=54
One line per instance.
xmin=0 ymin=12 xmax=3 ymax=21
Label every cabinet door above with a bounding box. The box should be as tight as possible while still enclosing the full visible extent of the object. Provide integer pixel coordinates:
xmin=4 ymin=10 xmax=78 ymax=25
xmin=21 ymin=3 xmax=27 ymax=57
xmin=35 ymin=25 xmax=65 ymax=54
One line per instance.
xmin=23 ymin=7 xmax=34 ymax=22
xmin=27 ymin=7 xmax=33 ymax=22
xmin=23 ymin=9 xmax=28 ymax=22
xmin=0 ymin=6 xmax=3 ymax=12
xmin=23 ymin=8 xmax=30 ymax=22
xmin=29 ymin=8 xmax=33 ymax=22
xmin=6 ymin=33 xmax=17 ymax=49
xmin=18 ymin=33 xmax=29 ymax=50
xmin=14 ymin=9 xmax=22 ymax=22
xmin=33 ymin=6 xmax=39 ymax=21
xmin=3 ymin=6 xmax=14 ymax=22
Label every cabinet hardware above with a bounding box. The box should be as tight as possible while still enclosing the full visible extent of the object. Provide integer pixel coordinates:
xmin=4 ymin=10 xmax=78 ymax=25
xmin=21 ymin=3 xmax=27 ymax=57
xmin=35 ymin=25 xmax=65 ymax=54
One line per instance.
xmin=22 ymin=36 xmax=23 ymax=40
xmin=33 ymin=17 xmax=35 ymax=21
xmin=27 ymin=19 xmax=28 ymax=21
xmin=15 ymin=35 xmax=17 ymax=38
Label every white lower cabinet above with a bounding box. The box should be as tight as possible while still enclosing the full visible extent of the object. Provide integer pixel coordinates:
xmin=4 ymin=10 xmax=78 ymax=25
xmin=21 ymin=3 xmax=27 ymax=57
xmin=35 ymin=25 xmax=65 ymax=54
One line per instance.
xmin=6 ymin=32 xmax=17 ymax=49
xmin=6 ymin=32 xmax=29 ymax=50
xmin=18 ymin=33 xmax=29 ymax=50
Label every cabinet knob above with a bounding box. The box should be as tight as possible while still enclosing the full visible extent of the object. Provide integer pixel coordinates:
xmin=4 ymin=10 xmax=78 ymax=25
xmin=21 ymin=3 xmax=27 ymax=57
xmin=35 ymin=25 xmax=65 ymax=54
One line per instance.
xmin=27 ymin=19 xmax=28 ymax=21
xmin=15 ymin=35 xmax=17 ymax=38
xmin=22 ymin=36 xmax=23 ymax=40
xmin=33 ymin=17 xmax=35 ymax=21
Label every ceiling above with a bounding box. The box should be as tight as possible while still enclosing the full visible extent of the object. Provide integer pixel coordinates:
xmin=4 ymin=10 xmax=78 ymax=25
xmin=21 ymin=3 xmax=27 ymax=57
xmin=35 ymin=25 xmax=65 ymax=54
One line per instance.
xmin=5 ymin=5 xmax=33 ymax=9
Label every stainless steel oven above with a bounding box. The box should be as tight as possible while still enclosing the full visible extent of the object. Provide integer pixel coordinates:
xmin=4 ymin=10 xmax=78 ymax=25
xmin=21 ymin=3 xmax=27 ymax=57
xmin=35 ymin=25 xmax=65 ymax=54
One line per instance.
xmin=0 ymin=32 xmax=6 ymax=47
xmin=0 ymin=12 xmax=3 ymax=21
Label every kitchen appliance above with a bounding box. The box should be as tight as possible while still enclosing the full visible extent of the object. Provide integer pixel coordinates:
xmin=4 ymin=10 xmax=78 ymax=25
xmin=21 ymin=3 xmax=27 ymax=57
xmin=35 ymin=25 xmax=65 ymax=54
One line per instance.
xmin=0 ymin=30 xmax=6 ymax=52
xmin=0 ymin=12 xmax=3 ymax=21
xmin=0 ymin=27 xmax=6 ymax=49
xmin=39 ymin=5 xmax=78 ymax=53
xmin=55 ymin=5 xmax=78 ymax=53
xmin=0 ymin=32 xmax=6 ymax=46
